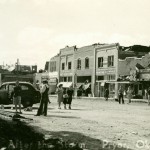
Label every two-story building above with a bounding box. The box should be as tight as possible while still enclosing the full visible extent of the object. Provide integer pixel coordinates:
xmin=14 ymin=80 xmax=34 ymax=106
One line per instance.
xmin=49 ymin=43 xmax=150 ymax=97
xmin=59 ymin=46 xmax=76 ymax=86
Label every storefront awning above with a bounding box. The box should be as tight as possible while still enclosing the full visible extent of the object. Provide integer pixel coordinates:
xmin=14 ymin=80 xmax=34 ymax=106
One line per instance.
xmin=101 ymin=82 xmax=105 ymax=86
xmin=106 ymin=81 xmax=140 ymax=84
xmin=57 ymin=82 xmax=73 ymax=88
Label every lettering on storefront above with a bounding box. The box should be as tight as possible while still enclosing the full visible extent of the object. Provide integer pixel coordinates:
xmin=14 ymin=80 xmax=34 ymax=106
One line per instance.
xmin=60 ymin=72 xmax=73 ymax=76
xmin=97 ymin=69 xmax=116 ymax=75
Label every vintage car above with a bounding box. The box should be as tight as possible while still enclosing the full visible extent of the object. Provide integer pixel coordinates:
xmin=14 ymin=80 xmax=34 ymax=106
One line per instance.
xmin=0 ymin=82 xmax=41 ymax=108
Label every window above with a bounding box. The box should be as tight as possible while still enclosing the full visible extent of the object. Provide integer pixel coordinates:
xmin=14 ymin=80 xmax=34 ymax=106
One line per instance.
xmin=62 ymin=63 xmax=65 ymax=70
xmin=68 ymin=76 xmax=72 ymax=82
xmin=63 ymin=77 xmax=67 ymax=82
xmin=21 ymin=85 xmax=29 ymax=90
xmin=77 ymin=59 xmax=81 ymax=70
xmin=98 ymin=57 xmax=103 ymax=68
xmin=68 ymin=62 xmax=72 ymax=70
xmin=97 ymin=76 xmax=104 ymax=81
xmin=107 ymin=75 xmax=115 ymax=80
xmin=85 ymin=57 xmax=89 ymax=68
xmin=108 ymin=56 xmax=114 ymax=67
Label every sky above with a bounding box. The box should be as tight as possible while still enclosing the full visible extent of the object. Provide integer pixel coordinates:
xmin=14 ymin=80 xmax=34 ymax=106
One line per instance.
xmin=0 ymin=0 xmax=150 ymax=70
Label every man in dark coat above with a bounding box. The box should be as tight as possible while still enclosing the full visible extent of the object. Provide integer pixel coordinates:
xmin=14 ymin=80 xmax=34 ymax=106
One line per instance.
xmin=67 ymin=87 xmax=74 ymax=109
xmin=35 ymin=80 xmax=49 ymax=116
xmin=104 ymin=88 xmax=109 ymax=101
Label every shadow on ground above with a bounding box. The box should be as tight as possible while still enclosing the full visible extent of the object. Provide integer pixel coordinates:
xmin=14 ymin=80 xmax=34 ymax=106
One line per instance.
xmin=0 ymin=117 xmax=134 ymax=150
xmin=40 ymin=130 xmax=134 ymax=150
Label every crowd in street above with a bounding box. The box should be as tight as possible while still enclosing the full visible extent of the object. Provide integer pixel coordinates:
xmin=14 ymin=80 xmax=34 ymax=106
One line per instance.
xmin=104 ymin=85 xmax=150 ymax=105
xmin=7 ymin=79 xmax=150 ymax=117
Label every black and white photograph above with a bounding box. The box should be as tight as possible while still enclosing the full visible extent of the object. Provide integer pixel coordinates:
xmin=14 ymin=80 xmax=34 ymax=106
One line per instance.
xmin=0 ymin=0 xmax=150 ymax=149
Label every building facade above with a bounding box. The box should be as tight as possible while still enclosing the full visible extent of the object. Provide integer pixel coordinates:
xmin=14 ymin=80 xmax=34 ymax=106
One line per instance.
xmin=49 ymin=43 xmax=150 ymax=97
xmin=59 ymin=46 xmax=76 ymax=83
xmin=95 ymin=43 xmax=119 ymax=97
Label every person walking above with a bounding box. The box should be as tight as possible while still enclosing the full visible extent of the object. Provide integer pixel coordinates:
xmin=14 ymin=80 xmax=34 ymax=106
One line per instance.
xmin=35 ymin=80 xmax=49 ymax=116
xmin=104 ymin=88 xmax=109 ymax=101
xmin=67 ymin=86 xmax=74 ymax=109
xmin=12 ymin=80 xmax=22 ymax=114
xmin=127 ymin=86 xmax=132 ymax=104
xmin=147 ymin=87 xmax=150 ymax=106
xmin=57 ymin=84 xmax=63 ymax=109
xmin=118 ymin=86 xmax=124 ymax=104
xmin=63 ymin=88 xmax=68 ymax=109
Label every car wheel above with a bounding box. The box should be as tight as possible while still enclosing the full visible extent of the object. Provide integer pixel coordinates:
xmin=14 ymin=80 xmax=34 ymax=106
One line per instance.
xmin=22 ymin=101 xmax=33 ymax=108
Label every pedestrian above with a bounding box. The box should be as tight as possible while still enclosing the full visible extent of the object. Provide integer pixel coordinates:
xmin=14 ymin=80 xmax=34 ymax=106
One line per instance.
xmin=77 ymin=85 xmax=83 ymax=98
xmin=35 ymin=80 xmax=49 ymax=116
xmin=63 ymin=88 xmax=68 ymax=109
xmin=147 ymin=87 xmax=150 ymax=106
xmin=104 ymin=88 xmax=109 ymax=101
xmin=145 ymin=88 xmax=148 ymax=99
xmin=35 ymin=80 xmax=40 ymax=91
xmin=118 ymin=86 xmax=124 ymax=104
xmin=67 ymin=86 xmax=74 ymax=109
xmin=12 ymin=80 xmax=22 ymax=114
xmin=127 ymin=86 xmax=132 ymax=104
xmin=57 ymin=84 xmax=63 ymax=109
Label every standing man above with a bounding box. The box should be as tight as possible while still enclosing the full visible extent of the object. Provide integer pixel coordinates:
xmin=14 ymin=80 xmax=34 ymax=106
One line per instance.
xmin=118 ymin=86 xmax=124 ymax=104
xmin=36 ymin=80 xmax=49 ymax=116
xmin=35 ymin=80 xmax=40 ymax=91
xmin=104 ymin=88 xmax=109 ymax=101
xmin=12 ymin=80 xmax=22 ymax=114
xmin=67 ymin=86 xmax=74 ymax=109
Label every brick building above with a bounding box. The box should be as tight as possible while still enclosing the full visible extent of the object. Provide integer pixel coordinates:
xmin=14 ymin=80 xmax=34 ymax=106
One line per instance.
xmin=49 ymin=43 xmax=150 ymax=97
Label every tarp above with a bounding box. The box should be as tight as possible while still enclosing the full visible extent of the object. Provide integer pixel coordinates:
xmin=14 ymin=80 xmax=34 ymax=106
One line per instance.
xmin=57 ymin=82 xmax=73 ymax=88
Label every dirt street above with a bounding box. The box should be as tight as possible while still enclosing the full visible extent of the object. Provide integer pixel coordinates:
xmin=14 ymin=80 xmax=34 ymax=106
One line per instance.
xmin=6 ymin=97 xmax=150 ymax=150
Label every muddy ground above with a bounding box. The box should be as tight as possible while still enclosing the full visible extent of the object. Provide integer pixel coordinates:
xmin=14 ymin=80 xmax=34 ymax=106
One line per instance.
xmin=3 ymin=97 xmax=150 ymax=150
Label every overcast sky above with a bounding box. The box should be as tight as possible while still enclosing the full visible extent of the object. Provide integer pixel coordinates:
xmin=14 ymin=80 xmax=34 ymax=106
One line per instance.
xmin=0 ymin=0 xmax=150 ymax=69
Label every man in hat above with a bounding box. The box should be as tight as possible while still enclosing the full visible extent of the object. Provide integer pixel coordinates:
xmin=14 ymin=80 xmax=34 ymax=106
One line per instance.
xmin=35 ymin=80 xmax=50 ymax=116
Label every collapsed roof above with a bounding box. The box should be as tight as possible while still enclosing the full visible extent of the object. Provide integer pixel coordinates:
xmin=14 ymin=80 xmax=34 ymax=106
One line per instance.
xmin=120 ymin=45 xmax=150 ymax=52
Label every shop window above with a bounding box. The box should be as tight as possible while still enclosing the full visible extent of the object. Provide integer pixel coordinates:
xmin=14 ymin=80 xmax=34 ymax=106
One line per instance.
xmin=108 ymin=55 xmax=114 ymax=67
xmin=62 ymin=63 xmax=65 ymax=70
xmin=77 ymin=76 xmax=91 ymax=83
xmin=98 ymin=57 xmax=103 ymax=68
xmin=68 ymin=62 xmax=72 ymax=70
xmin=85 ymin=57 xmax=89 ymax=69
xmin=77 ymin=59 xmax=81 ymax=70
xmin=109 ymin=84 xmax=115 ymax=95
xmin=68 ymin=76 xmax=72 ymax=82
xmin=107 ymin=75 xmax=115 ymax=80
xmin=63 ymin=77 xmax=67 ymax=82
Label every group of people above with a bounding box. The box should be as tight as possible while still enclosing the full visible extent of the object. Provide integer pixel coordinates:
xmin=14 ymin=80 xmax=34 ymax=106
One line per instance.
xmin=10 ymin=80 xmax=74 ymax=117
xmin=104 ymin=86 xmax=142 ymax=105
xmin=10 ymin=80 xmax=150 ymax=117
xmin=57 ymin=84 xmax=74 ymax=109
xmin=118 ymin=86 xmax=133 ymax=104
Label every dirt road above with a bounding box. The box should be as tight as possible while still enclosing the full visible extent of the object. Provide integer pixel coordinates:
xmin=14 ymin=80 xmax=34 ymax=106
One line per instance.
xmin=6 ymin=97 xmax=150 ymax=150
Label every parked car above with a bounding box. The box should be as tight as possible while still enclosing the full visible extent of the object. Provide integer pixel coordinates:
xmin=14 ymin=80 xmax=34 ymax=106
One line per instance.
xmin=0 ymin=81 xmax=41 ymax=108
